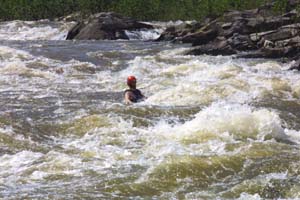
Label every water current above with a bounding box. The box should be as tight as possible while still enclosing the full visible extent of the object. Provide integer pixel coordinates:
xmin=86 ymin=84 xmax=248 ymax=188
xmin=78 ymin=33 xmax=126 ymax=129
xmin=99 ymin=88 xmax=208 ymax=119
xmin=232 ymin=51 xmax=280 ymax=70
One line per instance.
xmin=0 ymin=20 xmax=300 ymax=199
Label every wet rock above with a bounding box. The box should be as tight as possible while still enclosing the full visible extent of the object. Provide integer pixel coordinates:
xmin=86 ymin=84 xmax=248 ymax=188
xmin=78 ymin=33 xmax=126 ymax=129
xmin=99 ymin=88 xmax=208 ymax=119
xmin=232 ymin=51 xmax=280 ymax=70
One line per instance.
xmin=66 ymin=22 xmax=85 ymax=40
xmin=262 ymin=45 xmax=294 ymax=58
xmin=189 ymin=37 xmax=237 ymax=56
xmin=182 ymin=28 xmax=219 ymax=45
xmin=220 ymin=20 xmax=248 ymax=37
xmin=156 ymin=26 xmax=177 ymax=41
xmin=156 ymin=21 xmax=203 ymax=42
xmin=236 ymin=50 xmax=265 ymax=59
xmin=262 ymin=27 xmax=299 ymax=43
xmin=250 ymin=30 xmax=276 ymax=42
xmin=289 ymin=57 xmax=300 ymax=70
xmin=182 ymin=1 xmax=300 ymax=60
xmin=246 ymin=16 xmax=293 ymax=33
xmin=275 ymin=35 xmax=300 ymax=47
xmin=66 ymin=12 xmax=153 ymax=40
xmin=55 ymin=68 xmax=64 ymax=74
xmin=228 ymin=34 xmax=256 ymax=51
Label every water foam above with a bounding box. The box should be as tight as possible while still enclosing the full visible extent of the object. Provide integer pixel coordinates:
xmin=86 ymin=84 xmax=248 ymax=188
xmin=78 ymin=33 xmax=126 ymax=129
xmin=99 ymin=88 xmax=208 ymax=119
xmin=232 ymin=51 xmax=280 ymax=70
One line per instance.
xmin=123 ymin=102 xmax=291 ymax=171
xmin=0 ymin=38 xmax=299 ymax=198
xmin=0 ymin=45 xmax=33 ymax=61
xmin=0 ymin=151 xmax=44 ymax=186
xmin=0 ymin=20 xmax=75 ymax=40
xmin=174 ymin=102 xmax=287 ymax=142
xmin=118 ymin=51 xmax=300 ymax=108
xmin=125 ymin=29 xmax=163 ymax=41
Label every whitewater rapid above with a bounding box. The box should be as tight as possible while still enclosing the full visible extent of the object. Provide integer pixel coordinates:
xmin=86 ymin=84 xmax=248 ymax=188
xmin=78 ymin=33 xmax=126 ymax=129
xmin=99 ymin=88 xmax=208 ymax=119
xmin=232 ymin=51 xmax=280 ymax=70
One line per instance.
xmin=0 ymin=20 xmax=300 ymax=199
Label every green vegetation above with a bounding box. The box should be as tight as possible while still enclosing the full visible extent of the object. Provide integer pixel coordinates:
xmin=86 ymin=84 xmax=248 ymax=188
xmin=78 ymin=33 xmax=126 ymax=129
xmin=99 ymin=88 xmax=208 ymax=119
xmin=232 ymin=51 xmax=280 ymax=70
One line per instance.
xmin=0 ymin=0 xmax=291 ymax=21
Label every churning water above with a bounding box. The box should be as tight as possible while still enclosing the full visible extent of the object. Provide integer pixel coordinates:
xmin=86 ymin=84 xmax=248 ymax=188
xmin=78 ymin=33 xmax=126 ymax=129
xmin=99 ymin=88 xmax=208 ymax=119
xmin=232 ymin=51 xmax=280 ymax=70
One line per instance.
xmin=0 ymin=20 xmax=300 ymax=199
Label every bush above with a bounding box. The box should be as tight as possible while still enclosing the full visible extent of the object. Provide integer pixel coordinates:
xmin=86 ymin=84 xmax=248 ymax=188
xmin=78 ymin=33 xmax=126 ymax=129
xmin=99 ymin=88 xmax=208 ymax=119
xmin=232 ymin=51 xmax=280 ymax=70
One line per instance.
xmin=0 ymin=0 xmax=289 ymax=21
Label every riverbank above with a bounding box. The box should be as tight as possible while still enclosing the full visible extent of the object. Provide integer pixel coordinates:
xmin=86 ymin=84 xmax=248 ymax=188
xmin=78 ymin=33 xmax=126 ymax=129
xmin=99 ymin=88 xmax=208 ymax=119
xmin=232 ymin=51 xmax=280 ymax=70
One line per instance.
xmin=156 ymin=0 xmax=300 ymax=69
xmin=62 ymin=0 xmax=300 ymax=70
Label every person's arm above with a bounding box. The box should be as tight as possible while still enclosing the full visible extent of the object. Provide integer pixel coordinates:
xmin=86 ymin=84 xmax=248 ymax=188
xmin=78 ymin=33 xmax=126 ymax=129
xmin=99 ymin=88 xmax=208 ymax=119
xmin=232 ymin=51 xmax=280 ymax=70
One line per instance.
xmin=124 ymin=91 xmax=134 ymax=104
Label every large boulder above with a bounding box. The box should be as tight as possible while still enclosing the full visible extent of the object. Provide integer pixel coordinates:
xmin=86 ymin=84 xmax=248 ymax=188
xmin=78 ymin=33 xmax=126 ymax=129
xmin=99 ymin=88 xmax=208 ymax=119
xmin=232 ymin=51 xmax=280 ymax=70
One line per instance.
xmin=189 ymin=37 xmax=237 ymax=56
xmin=66 ymin=12 xmax=154 ymax=40
xmin=182 ymin=28 xmax=219 ymax=45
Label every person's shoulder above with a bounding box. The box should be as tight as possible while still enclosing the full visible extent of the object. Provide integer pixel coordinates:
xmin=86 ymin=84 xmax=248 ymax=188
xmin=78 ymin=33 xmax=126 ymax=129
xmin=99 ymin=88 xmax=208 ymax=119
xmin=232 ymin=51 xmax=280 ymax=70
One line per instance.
xmin=135 ymin=89 xmax=142 ymax=93
xmin=124 ymin=89 xmax=132 ymax=93
xmin=124 ymin=89 xmax=133 ymax=96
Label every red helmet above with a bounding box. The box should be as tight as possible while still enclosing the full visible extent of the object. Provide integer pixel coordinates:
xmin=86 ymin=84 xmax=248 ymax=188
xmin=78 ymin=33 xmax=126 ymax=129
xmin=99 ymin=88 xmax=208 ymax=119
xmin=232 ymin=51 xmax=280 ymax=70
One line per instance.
xmin=127 ymin=76 xmax=136 ymax=83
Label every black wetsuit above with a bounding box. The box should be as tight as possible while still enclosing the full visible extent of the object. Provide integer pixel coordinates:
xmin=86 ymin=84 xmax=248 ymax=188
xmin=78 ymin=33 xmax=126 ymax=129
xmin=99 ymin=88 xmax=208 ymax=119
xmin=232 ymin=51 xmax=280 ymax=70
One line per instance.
xmin=124 ymin=89 xmax=144 ymax=103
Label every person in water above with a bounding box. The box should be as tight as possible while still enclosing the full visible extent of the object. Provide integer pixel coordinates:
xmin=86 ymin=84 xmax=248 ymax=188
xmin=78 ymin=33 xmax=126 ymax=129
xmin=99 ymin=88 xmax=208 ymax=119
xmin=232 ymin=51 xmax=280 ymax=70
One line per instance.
xmin=124 ymin=76 xmax=145 ymax=104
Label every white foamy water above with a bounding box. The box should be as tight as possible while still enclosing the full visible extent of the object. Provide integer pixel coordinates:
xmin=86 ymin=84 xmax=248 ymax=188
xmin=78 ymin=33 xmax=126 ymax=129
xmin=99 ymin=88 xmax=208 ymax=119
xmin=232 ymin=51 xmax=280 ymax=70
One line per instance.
xmin=0 ymin=23 xmax=300 ymax=199
xmin=125 ymin=29 xmax=163 ymax=40
xmin=125 ymin=20 xmax=197 ymax=41
xmin=114 ymin=49 xmax=299 ymax=108
xmin=0 ymin=20 xmax=75 ymax=40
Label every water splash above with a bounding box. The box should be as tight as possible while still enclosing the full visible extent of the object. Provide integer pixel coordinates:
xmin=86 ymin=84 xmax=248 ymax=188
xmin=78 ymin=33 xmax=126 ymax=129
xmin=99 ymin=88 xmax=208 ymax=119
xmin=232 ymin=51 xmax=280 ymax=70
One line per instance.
xmin=0 ymin=20 xmax=75 ymax=40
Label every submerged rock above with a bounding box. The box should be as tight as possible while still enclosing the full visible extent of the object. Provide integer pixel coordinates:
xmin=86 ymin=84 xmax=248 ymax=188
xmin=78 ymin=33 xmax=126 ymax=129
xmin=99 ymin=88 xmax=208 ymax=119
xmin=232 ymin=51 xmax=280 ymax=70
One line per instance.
xmin=289 ymin=57 xmax=300 ymax=70
xmin=66 ymin=12 xmax=154 ymax=40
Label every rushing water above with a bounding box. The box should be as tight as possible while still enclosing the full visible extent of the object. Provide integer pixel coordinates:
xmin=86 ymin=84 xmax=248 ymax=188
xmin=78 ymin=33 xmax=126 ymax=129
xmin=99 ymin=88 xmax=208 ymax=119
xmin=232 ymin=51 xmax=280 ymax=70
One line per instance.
xmin=0 ymin=20 xmax=300 ymax=200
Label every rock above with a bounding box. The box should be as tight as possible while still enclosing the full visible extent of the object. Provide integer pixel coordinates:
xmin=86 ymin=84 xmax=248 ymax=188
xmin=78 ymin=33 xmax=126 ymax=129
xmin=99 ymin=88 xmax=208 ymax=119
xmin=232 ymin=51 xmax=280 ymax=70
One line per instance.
xmin=246 ymin=16 xmax=293 ymax=33
xmin=261 ymin=27 xmax=299 ymax=42
xmin=275 ymin=36 xmax=300 ymax=47
xmin=155 ymin=21 xmax=203 ymax=42
xmin=250 ymin=30 xmax=276 ymax=42
xmin=55 ymin=68 xmax=64 ymax=74
xmin=223 ymin=10 xmax=244 ymax=22
xmin=223 ymin=9 xmax=257 ymax=22
xmin=56 ymin=12 xmax=87 ymax=22
xmin=222 ymin=22 xmax=232 ymax=29
xmin=182 ymin=28 xmax=218 ymax=45
xmin=289 ymin=57 xmax=300 ymax=70
xmin=188 ymin=37 xmax=237 ymax=56
xmin=228 ymin=34 xmax=256 ymax=51
xmin=220 ymin=20 xmax=249 ymax=37
xmin=66 ymin=12 xmax=154 ymax=40
xmin=262 ymin=45 xmax=294 ymax=58
xmin=155 ymin=1 xmax=300 ymax=61
xmin=236 ymin=50 xmax=266 ymax=59
xmin=66 ymin=22 xmax=85 ymax=40
xmin=282 ymin=9 xmax=298 ymax=18
xmin=155 ymin=26 xmax=177 ymax=41
xmin=282 ymin=23 xmax=300 ymax=29
xmin=252 ymin=23 xmax=300 ymax=48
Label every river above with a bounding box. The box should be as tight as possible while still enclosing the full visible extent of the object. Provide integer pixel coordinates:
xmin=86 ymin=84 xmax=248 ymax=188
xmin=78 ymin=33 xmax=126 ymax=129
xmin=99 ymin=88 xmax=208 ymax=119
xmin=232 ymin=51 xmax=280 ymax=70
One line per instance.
xmin=0 ymin=20 xmax=300 ymax=199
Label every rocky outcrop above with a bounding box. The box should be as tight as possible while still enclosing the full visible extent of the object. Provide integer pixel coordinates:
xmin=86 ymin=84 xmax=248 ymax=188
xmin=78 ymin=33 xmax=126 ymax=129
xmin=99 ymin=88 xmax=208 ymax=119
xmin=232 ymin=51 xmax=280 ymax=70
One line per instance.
xmin=155 ymin=21 xmax=203 ymax=42
xmin=158 ymin=0 xmax=300 ymax=68
xmin=66 ymin=12 xmax=154 ymax=40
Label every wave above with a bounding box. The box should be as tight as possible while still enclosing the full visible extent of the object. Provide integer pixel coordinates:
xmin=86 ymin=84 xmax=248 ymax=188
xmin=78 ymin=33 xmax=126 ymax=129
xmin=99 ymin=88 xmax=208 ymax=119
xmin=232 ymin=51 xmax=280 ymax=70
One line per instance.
xmin=125 ymin=29 xmax=163 ymax=41
xmin=0 ymin=20 xmax=75 ymax=40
